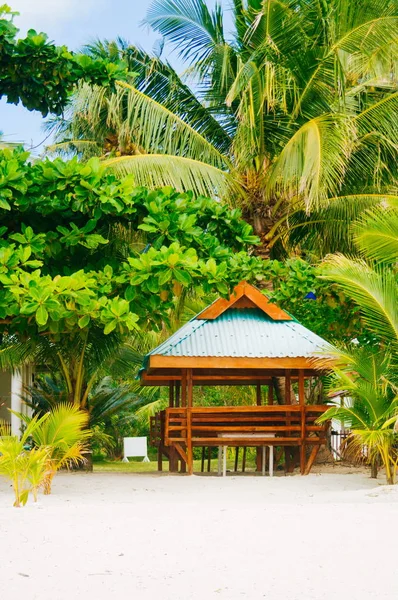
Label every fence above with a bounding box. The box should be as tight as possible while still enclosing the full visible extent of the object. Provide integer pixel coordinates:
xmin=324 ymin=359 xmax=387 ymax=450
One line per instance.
xmin=330 ymin=428 xmax=370 ymax=462
xmin=330 ymin=429 xmax=349 ymax=460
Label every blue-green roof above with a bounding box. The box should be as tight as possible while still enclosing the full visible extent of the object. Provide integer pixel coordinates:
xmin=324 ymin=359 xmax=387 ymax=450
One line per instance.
xmin=143 ymin=308 xmax=330 ymax=364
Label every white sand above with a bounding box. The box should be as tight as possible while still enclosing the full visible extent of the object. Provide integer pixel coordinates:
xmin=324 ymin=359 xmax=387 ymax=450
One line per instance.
xmin=1 ymin=466 xmax=397 ymax=600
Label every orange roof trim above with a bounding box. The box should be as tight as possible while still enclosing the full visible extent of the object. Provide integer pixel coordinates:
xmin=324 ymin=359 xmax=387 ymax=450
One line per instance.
xmin=197 ymin=281 xmax=292 ymax=321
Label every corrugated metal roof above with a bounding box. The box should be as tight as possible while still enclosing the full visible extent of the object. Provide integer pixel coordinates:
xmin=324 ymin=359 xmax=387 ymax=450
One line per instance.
xmin=147 ymin=309 xmax=330 ymax=359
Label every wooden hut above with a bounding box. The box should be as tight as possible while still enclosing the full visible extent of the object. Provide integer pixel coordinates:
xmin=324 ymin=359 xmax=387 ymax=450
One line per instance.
xmin=141 ymin=282 xmax=333 ymax=476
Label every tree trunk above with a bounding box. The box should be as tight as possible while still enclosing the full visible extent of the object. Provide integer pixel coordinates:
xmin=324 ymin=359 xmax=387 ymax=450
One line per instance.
xmin=73 ymin=449 xmax=93 ymax=472
xmin=370 ymin=457 xmax=378 ymax=479
xmin=272 ymin=377 xmax=297 ymax=405
xmin=43 ymin=471 xmax=55 ymax=495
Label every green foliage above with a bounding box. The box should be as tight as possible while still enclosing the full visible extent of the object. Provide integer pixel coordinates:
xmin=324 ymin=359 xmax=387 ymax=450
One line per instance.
xmin=353 ymin=206 xmax=398 ymax=265
xmin=318 ymin=207 xmax=398 ymax=483
xmin=0 ymin=6 xmax=127 ymax=115
xmin=0 ymin=148 xmax=261 ymax=339
xmin=322 ymin=207 xmax=398 ymax=352
xmin=318 ymin=348 xmax=398 ymax=484
xmin=0 ymin=413 xmax=50 ymax=506
xmin=50 ymin=1 xmax=398 ymax=255
xmin=18 ymin=404 xmax=91 ymax=494
xmin=0 ymin=404 xmax=90 ymax=505
xmin=258 ymin=259 xmax=364 ymax=343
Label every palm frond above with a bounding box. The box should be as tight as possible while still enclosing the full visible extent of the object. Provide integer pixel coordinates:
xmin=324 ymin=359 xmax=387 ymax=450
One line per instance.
xmin=0 ymin=336 xmax=36 ymax=371
xmin=103 ymin=153 xmax=236 ymax=199
xmin=356 ymin=91 xmax=398 ymax=144
xmin=282 ymin=194 xmax=397 ymax=255
xmin=352 ymin=206 xmax=398 ymax=264
xmin=133 ymin=397 xmax=168 ymax=425
xmin=22 ymin=403 xmax=90 ymax=449
xmin=267 ymin=115 xmax=356 ymax=209
xmin=46 ymin=140 xmax=102 ymax=157
xmin=111 ymin=80 xmax=230 ymax=168
xmin=292 ymin=14 xmax=398 ymax=119
xmin=121 ymin=44 xmax=233 ymax=149
xmin=146 ymin=0 xmax=226 ymax=64
xmin=322 ymin=254 xmax=398 ymax=347
xmin=89 ymin=377 xmax=142 ymax=425
xmin=70 ymin=80 xmax=230 ymax=169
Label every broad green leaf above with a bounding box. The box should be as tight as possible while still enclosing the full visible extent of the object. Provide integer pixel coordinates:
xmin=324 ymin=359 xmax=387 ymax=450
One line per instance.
xmin=173 ymin=269 xmax=192 ymax=286
xmin=104 ymin=321 xmax=117 ymax=335
xmin=78 ymin=315 xmax=90 ymax=328
xmin=35 ymin=306 xmax=49 ymax=326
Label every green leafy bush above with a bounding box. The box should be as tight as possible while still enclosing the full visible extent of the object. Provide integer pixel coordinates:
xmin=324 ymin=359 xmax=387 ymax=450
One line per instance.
xmin=0 ymin=6 xmax=127 ymax=115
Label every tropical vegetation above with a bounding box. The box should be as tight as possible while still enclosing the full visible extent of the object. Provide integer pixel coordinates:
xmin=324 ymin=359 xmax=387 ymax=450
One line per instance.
xmin=319 ymin=206 xmax=398 ymax=483
xmin=0 ymin=404 xmax=89 ymax=506
xmin=0 ymin=1 xmax=397 ymax=487
xmin=18 ymin=404 xmax=91 ymax=494
xmin=0 ymin=5 xmax=127 ymax=116
xmin=49 ymin=0 xmax=398 ymax=256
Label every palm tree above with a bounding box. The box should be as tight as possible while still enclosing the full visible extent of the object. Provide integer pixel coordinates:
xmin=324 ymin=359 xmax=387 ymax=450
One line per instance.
xmin=0 ymin=329 xmax=145 ymax=465
xmin=319 ymin=204 xmax=398 ymax=483
xmin=0 ymin=414 xmax=50 ymax=506
xmin=318 ymin=347 xmax=398 ymax=484
xmin=322 ymin=205 xmax=398 ymax=353
xmin=0 ymin=327 xmax=141 ymax=411
xmin=19 ymin=404 xmax=91 ymax=494
xmin=48 ymin=0 xmax=398 ymax=256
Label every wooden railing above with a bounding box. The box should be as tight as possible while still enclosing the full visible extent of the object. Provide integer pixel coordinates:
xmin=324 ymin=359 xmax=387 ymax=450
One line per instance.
xmin=164 ymin=405 xmax=329 ymax=447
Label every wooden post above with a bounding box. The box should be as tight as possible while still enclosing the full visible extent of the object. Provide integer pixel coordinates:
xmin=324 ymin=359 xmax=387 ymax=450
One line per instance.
xmin=256 ymin=382 xmax=262 ymax=471
xmin=256 ymin=383 xmax=262 ymax=405
xmin=234 ymin=448 xmax=239 ymax=472
xmin=186 ymin=369 xmax=193 ymax=475
xmin=169 ymin=382 xmax=174 ymax=408
xmin=285 ymin=370 xmax=291 ymax=405
xmin=187 ymin=369 xmax=193 ymax=408
xmin=157 ymin=446 xmax=163 ymax=472
xmin=268 ymin=384 xmax=274 ymax=405
xmin=169 ymin=447 xmax=179 ymax=473
xmin=201 ymin=447 xmax=205 ymax=472
xmin=178 ymin=372 xmax=187 ymax=472
xmin=305 ymin=445 xmax=320 ymax=475
xmin=181 ymin=370 xmax=187 ymax=407
xmin=299 ymin=370 xmax=306 ymax=475
xmin=175 ymin=381 xmax=180 ymax=408
xmin=285 ymin=369 xmax=292 ymax=473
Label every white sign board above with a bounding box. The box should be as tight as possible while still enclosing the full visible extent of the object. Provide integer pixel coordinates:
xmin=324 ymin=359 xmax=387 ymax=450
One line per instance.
xmin=122 ymin=436 xmax=150 ymax=463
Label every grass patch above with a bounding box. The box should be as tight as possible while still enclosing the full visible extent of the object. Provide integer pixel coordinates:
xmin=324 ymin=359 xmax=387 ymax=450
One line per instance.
xmin=93 ymin=457 xmax=259 ymax=474
xmin=94 ymin=460 xmax=160 ymax=473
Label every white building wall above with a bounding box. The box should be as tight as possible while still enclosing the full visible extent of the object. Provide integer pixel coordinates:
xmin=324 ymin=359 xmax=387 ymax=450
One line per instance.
xmin=0 ymin=370 xmax=12 ymax=424
xmin=0 ymin=366 xmax=33 ymax=435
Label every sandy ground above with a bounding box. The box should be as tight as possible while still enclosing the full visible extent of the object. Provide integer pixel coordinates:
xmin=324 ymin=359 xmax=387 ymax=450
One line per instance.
xmin=1 ymin=465 xmax=397 ymax=600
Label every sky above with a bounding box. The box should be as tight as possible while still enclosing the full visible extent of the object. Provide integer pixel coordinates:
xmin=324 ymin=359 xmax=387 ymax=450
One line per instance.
xmin=0 ymin=0 xmax=227 ymax=151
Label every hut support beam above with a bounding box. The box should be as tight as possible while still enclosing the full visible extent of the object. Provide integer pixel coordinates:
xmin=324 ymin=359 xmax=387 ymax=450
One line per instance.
xmin=169 ymin=382 xmax=174 ymax=408
xmin=256 ymin=383 xmax=262 ymax=471
xmin=285 ymin=370 xmax=292 ymax=473
xmin=299 ymin=370 xmax=306 ymax=475
xmin=187 ymin=368 xmax=193 ymax=475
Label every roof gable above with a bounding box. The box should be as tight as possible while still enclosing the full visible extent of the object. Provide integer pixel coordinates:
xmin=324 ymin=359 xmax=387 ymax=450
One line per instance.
xmin=197 ymin=281 xmax=292 ymax=321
